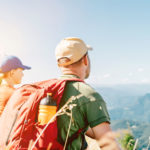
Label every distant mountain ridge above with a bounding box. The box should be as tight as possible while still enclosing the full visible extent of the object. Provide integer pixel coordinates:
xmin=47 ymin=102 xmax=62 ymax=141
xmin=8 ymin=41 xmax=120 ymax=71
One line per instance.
xmin=107 ymin=92 xmax=150 ymax=122
xmin=95 ymin=83 xmax=150 ymax=112
xmin=94 ymin=84 xmax=150 ymax=149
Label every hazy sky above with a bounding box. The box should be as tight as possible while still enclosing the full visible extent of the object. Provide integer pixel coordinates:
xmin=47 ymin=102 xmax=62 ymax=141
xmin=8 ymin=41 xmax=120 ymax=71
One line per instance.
xmin=0 ymin=0 xmax=150 ymax=85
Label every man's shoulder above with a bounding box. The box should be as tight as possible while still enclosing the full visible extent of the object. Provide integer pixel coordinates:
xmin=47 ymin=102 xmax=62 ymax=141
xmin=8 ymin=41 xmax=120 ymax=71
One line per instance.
xmin=77 ymin=82 xmax=96 ymax=94
xmin=68 ymin=81 xmax=95 ymax=93
xmin=68 ymin=81 xmax=104 ymax=103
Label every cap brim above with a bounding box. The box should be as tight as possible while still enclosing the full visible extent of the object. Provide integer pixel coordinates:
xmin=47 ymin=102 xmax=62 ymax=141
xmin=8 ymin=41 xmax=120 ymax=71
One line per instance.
xmin=21 ymin=65 xmax=31 ymax=70
xmin=86 ymin=45 xmax=93 ymax=51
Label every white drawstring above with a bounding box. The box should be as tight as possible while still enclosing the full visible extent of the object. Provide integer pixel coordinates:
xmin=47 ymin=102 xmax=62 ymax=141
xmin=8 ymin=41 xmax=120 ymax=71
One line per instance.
xmin=63 ymin=110 xmax=72 ymax=150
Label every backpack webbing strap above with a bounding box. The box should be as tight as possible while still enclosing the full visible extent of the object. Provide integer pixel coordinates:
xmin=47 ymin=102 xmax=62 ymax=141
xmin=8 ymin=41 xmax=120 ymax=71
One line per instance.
xmin=66 ymin=127 xmax=87 ymax=149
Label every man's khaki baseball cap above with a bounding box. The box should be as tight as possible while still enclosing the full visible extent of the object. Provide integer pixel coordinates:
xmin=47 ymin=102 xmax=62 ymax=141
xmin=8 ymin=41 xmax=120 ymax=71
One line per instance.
xmin=55 ymin=37 xmax=92 ymax=66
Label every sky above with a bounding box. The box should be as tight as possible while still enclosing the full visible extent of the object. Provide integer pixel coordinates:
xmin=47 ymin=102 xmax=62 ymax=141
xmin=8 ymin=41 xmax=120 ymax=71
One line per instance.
xmin=0 ymin=0 xmax=150 ymax=86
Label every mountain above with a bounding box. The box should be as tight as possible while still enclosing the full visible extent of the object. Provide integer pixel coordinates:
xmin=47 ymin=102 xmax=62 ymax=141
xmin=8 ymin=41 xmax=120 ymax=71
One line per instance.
xmin=96 ymin=83 xmax=150 ymax=109
xmin=108 ymin=93 xmax=150 ymax=122
xmin=95 ymin=84 xmax=150 ymax=122
xmin=94 ymin=84 xmax=150 ymax=149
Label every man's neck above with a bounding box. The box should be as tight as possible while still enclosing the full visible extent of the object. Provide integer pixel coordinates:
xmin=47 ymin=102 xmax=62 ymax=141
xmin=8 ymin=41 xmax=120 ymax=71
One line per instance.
xmin=62 ymin=70 xmax=80 ymax=78
xmin=61 ymin=68 xmax=85 ymax=80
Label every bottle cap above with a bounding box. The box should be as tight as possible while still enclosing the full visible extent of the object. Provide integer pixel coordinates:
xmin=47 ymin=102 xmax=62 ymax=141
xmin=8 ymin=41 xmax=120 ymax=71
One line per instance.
xmin=47 ymin=93 xmax=52 ymax=96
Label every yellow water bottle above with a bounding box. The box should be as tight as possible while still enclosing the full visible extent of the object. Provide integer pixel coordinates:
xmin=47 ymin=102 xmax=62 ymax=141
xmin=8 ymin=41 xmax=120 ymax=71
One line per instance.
xmin=38 ymin=93 xmax=57 ymax=125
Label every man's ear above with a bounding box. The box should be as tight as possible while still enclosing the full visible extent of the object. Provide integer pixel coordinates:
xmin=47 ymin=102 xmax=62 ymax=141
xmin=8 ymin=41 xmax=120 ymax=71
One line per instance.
xmin=83 ymin=55 xmax=88 ymax=66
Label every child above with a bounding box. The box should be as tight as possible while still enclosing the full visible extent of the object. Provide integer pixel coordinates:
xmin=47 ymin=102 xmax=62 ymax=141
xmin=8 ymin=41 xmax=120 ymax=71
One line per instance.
xmin=0 ymin=55 xmax=31 ymax=116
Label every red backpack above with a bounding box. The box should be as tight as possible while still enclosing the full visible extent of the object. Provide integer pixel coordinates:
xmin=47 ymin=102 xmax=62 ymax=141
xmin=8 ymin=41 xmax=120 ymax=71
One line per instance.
xmin=0 ymin=78 xmax=83 ymax=150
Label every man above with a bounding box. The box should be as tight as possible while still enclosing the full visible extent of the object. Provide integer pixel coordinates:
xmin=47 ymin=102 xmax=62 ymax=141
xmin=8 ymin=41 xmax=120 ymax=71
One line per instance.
xmin=55 ymin=37 xmax=120 ymax=149
xmin=0 ymin=55 xmax=31 ymax=116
